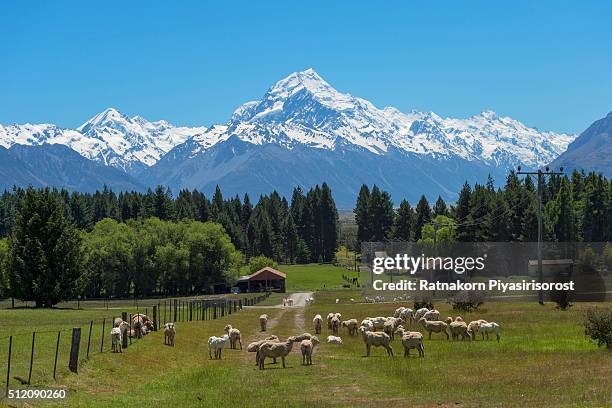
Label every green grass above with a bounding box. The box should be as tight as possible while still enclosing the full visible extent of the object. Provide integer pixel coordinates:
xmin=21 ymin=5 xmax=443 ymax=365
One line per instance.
xmin=277 ymin=263 xmax=359 ymax=291
xmin=0 ymin=291 xmax=610 ymax=407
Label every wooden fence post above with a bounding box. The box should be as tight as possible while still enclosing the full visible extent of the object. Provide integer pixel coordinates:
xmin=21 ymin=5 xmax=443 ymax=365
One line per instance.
xmin=69 ymin=328 xmax=81 ymax=373
xmin=27 ymin=332 xmax=35 ymax=384
xmin=101 ymin=318 xmax=105 ymax=352
xmin=173 ymin=300 xmax=178 ymax=322
xmin=53 ymin=331 xmax=60 ymax=380
xmin=152 ymin=306 xmax=158 ymax=331
xmin=6 ymin=336 xmax=12 ymax=397
xmin=86 ymin=320 xmax=93 ymax=358
xmin=122 ymin=312 xmax=128 ymax=349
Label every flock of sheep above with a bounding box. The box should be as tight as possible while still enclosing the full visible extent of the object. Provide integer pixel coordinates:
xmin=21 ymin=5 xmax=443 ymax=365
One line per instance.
xmin=205 ymin=303 xmax=500 ymax=370
xmin=110 ymin=313 xmax=176 ymax=353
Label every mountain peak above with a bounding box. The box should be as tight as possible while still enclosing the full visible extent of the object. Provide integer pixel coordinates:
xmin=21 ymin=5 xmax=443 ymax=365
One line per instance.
xmin=78 ymin=107 xmax=127 ymax=131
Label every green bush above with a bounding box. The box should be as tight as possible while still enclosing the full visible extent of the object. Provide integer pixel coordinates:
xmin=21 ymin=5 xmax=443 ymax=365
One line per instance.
xmin=584 ymin=307 xmax=612 ymax=349
xmin=248 ymin=255 xmax=278 ymax=274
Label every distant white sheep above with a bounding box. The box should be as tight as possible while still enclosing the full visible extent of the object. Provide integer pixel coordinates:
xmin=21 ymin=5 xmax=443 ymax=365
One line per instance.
xmin=164 ymin=322 xmax=176 ymax=347
xmin=300 ymin=336 xmax=320 ymax=365
xmin=327 ymin=313 xmax=335 ymax=330
xmin=111 ymin=327 xmax=122 ymax=353
xmin=331 ymin=316 xmax=341 ymax=335
xmin=313 ymin=314 xmax=323 ymax=334
xmin=478 ymin=321 xmax=501 ymax=341
xmin=359 ymin=326 xmax=393 ymax=357
xmin=326 ymin=335 xmax=343 ymax=345
xmin=259 ymin=314 xmax=269 ymax=332
xmin=224 ymin=324 xmax=242 ymax=350
xmin=208 ymin=334 xmax=230 ymax=359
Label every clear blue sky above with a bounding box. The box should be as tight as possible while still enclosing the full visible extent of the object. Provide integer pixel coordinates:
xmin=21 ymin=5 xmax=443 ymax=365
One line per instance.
xmin=1 ymin=1 xmax=611 ymax=134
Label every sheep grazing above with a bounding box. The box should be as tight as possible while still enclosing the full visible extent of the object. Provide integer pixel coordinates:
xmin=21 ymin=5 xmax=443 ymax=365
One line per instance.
xmin=394 ymin=307 xmax=407 ymax=318
xmin=331 ymin=316 xmax=341 ymax=335
xmin=326 ymin=313 xmax=335 ymax=330
xmin=313 ymin=314 xmax=323 ymax=334
xmin=291 ymin=333 xmax=314 ymax=342
xmin=360 ymin=319 xmax=374 ymax=332
xmin=418 ymin=317 xmax=450 ymax=340
xmin=478 ymin=321 xmax=501 ymax=341
xmin=395 ymin=327 xmax=425 ymax=357
xmin=423 ymin=309 xmax=440 ymax=321
xmin=335 ymin=298 xmax=340 ymax=304
xmin=366 ymin=316 xmax=387 ymax=330
xmin=359 ymin=326 xmax=393 ymax=357
xmin=259 ymin=314 xmax=269 ymax=332
xmin=455 ymin=316 xmax=464 ymax=322
xmin=449 ymin=321 xmax=471 ymax=341
xmin=258 ymin=338 xmax=296 ymax=369
xmin=305 ymin=297 xmax=314 ymax=305
xmin=341 ymin=319 xmax=359 ymax=336
xmin=300 ymin=336 xmax=320 ymax=365
xmin=113 ymin=317 xmax=124 ymax=328
xmin=164 ymin=323 xmax=176 ymax=346
xmin=398 ymin=308 xmax=414 ymax=326
xmin=326 ymin=335 xmax=343 ymax=345
xmin=413 ymin=308 xmax=429 ymax=322
xmin=111 ymin=327 xmax=122 ymax=353
xmin=467 ymin=319 xmax=488 ymax=340
xmin=208 ymin=334 xmax=230 ymax=359
xmin=247 ymin=335 xmax=279 ymax=366
xmin=224 ymin=324 xmax=243 ymax=350
xmin=383 ymin=319 xmax=396 ymax=340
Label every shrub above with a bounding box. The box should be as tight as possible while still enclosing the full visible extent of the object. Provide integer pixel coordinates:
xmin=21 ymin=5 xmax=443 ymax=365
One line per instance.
xmin=248 ymin=255 xmax=278 ymax=274
xmin=584 ymin=307 xmax=612 ymax=349
xmin=413 ymin=297 xmax=434 ymax=310
xmin=451 ymin=290 xmax=484 ymax=312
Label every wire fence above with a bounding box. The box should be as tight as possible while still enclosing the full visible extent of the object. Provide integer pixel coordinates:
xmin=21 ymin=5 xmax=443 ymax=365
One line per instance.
xmin=0 ymin=293 xmax=270 ymax=397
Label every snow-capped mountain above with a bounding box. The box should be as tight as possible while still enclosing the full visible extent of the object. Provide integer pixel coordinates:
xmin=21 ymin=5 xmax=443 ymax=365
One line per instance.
xmin=184 ymin=68 xmax=574 ymax=167
xmin=145 ymin=69 xmax=576 ymax=206
xmin=0 ymin=108 xmax=205 ymax=173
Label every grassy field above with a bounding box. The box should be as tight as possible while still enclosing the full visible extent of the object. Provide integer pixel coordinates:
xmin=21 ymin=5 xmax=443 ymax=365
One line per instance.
xmin=242 ymin=263 xmax=360 ymax=292
xmin=0 ymin=289 xmax=608 ymax=407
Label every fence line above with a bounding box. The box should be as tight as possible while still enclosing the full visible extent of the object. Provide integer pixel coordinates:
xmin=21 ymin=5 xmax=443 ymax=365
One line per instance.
xmin=0 ymin=292 xmax=270 ymax=397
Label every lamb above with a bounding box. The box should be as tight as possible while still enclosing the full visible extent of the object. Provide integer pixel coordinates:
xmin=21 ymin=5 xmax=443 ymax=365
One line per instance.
xmin=259 ymin=314 xmax=268 ymax=332
xmin=258 ymin=337 xmax=296 ymax=369
xmin=326 ymin=313 xmax=335 ymax=330
xmin=313 ymin=314 xmax=323 ymax=334
xmin=326 ymin=335 xmax=343 ymax=345
xmin=331 ymin=316 xmax=341 ymax=335
xmin=395 ymin=327 xmax=425 ymax=357
xmin=467 ymin=319 xmax=488 ymax=340
xmin=208 ymin=334 xmax=230 ymax=359
xmin=111 ymin=327 xmax=122 ymax=353
xmin=418 ymin=317 xmax=450 ymax=340
xmin=359 ymin=326 xmax=393 ymax=357
xmin=224 ymin=324 xmax=242 ymax=350
xmin=341 ymin=319 xmax=359 ymax=336
xmin=413 ymin=308 xmax=430 ymax=322
xmin=478 ymin=321 xmax=501 ymax=341
xmin=449 ymin=321 xmax=471 ymax=341
xmin=300 ymin=336 xmax=320 ymax=365
xmin=423 ymin=309 xmax=440 ymax=321
xmin=164 ymin=322 xmax=176 ymax=346
xmin=247 ymin=335 xmax=279 ymax=365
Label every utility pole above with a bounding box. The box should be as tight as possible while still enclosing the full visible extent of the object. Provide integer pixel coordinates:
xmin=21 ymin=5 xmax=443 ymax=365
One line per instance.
xmin=517 ymin=166 xmax=564 ymax=305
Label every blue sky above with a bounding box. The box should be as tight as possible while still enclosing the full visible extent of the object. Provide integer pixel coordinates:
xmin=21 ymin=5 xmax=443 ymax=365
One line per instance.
xmin=1 ymin=1 xmax=610 ymax=134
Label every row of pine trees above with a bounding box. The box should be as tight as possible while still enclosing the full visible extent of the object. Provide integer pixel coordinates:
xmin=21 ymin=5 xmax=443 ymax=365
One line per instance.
xmin=0 ymin=183 xmax=340 ymax=264
xmin=354 ymin=171 xmax=612 ymax=244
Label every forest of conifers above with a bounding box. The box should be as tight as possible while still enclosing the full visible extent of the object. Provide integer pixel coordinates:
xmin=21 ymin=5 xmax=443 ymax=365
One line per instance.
xmin=0 ymin=170 xmax=611 ymax=305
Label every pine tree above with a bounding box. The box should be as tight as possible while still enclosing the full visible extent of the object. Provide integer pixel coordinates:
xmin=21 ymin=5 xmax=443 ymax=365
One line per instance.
xmin=319 ymin=183 xmax=339 ymax=262
xmin=414 ymin=195 xmax=431 ymax=241
xmin=582 ymin=173 xmax=607 ymax=241
xmin=354 ymin=185 xmax=371 ymax=243
xmin=367 ymin=185 xmax=394 ymax=241
xmin=282 ymin=213 xmax=299 ymax=263
xmin=433 ymin=196 xmax=448 ymax=217
xmin=455 ymin=182 xmax=472 ymax=241
xmin=8 ymin=188 xmax=82 ymax=307
xmin=393 ymin=199 xmax=414 ymax=241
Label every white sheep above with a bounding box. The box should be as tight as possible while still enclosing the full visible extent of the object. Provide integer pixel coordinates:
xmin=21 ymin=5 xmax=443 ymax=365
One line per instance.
xmin=111 ymin=327 xmax=122 ymax=353
xmin=331 ymin=316 xmax=341 ymax=335
xmin=418 ymin=317 xmax=450 ymax=340
xmin=449 ymin=321 xmax=471 ymax=341
xmin=360 ymin=319 xmax=374 ymax=332
xmin=313 ymin=314 xmax=323 ymax=334
xmin=359 ymin=326 xmax=393 ymax=357
xmin=164 ymin=322 xmax=176 ymax=346
xmin=478 ymin=321 xmax=501 ymax=341
xmin=326 ymin=335 xmax=343 ymax=345
xmin=467 ymin=319 xmax=488 ymax=340
xmin=258 ymin=337 xmax=296 ymax=369
xmin=413 ymin=308 xmax=429 ymax=322
xmin=326 ymin=313 xmax=335 ymax=330
xmin=395 ymin=327 xmax=424 ymax=358
xmin=394 ymin=307 xmax=407 ymax=318
xmin=247 ymin=335 xmax=279 ymax=365
xmin=224 ymin=324 xmax=242 ymax=350
xmin=366 ymin=316 xmax=388 ymax=330
xmin=300 ymin=336 xmax=320 ymax=365
xmin=341 ymin=319 xmax=359 ymax=336
xmin=208 ymin=334 xmax=230 ymax=359
xmin=259 ymin=314 xmax=268 ymax=332
xmin=423 ymin=309 xmax=440 ymax=321
xmin=335 ymin=298 xmax=340 ymax=304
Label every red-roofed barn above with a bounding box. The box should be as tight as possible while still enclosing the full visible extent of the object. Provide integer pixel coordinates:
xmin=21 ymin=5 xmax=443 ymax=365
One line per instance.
xmin=237 ymin=267 xmax=286 ymax=293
